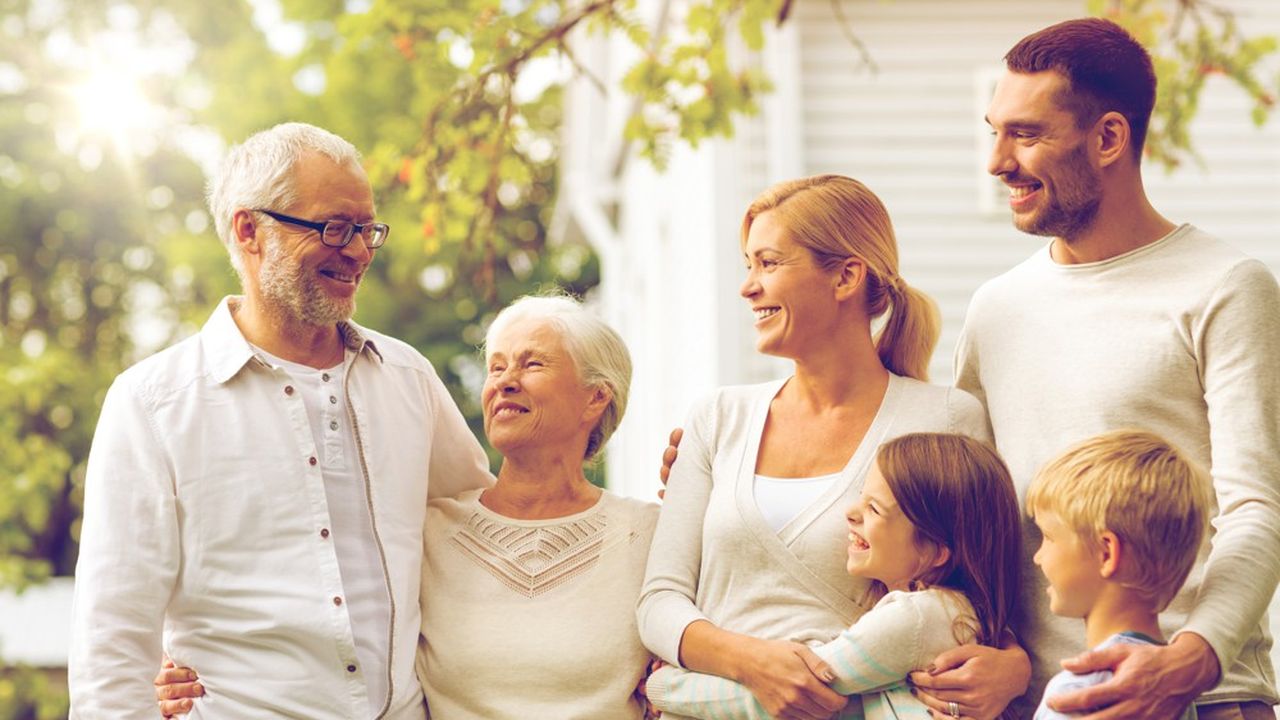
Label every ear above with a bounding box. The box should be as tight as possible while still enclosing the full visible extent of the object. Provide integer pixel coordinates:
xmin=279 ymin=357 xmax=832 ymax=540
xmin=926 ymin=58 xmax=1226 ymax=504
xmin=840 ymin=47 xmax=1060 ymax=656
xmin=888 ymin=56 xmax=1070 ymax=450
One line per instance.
xmin=581 ymin=385 xmax=613 ymax=425
xmin=1097 ymin=530 xmax=1122 ymax=578
xmin=928 ymin=543 xmax=952 ymax=571
xmin=1095 ymin=111 xmax=1130 ymax=169
xmin=832 ymin=257 xmax=867 ymax=302
xmin=232 ymin=208 xmax=264 ymax=257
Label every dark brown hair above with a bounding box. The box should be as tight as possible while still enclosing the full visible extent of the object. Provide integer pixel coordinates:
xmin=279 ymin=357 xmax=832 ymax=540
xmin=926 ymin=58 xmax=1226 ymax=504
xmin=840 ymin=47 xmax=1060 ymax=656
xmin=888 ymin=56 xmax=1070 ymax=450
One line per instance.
xmin=1005 ymin=18 xmax=1156 ymax=158
xmin=876 ymin=433 xmax=1022 ymax=647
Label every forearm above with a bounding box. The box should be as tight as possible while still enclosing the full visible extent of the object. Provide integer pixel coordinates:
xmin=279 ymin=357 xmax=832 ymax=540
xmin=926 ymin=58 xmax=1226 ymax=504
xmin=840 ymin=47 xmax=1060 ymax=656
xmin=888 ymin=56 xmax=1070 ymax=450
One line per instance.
xmin=647 ymin=665 xmax=770 ymax=720
xmin=67 ymin=606 xmax=165 ymax=717
xmin=1177 ymin=505 xmax=1280 ymax=679
xmin=677 ymin=620 xmax=756 ymax=681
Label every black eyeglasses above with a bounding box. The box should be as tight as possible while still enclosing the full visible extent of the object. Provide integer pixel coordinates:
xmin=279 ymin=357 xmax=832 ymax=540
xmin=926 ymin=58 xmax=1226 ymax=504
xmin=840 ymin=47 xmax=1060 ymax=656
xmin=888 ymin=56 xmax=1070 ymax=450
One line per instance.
xmin=253 ymin=209 xmax=390 ymax=249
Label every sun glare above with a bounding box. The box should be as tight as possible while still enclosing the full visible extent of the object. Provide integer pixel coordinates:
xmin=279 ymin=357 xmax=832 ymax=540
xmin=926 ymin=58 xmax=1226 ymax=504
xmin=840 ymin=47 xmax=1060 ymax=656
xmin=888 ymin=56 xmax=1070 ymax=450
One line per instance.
xmin=67 ymin=63 xmax=164 ymax=156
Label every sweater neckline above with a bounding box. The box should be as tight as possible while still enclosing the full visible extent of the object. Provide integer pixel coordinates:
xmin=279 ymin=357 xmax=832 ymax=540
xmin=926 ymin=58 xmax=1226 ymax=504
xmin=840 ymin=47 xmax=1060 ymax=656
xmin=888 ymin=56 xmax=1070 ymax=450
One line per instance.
xmin=1037 ymin=223 xmax=1192 ymax=272
xmin=469 ymin=487 xmax=610 ymax=527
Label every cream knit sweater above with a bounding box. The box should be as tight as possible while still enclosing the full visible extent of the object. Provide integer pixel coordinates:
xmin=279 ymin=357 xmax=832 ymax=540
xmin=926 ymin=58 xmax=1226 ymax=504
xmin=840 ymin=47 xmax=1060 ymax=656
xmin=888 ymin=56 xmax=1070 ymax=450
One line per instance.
xmin=956 ymin=224 xmax=1280 ymax=707
xmin=417 ymin=489 xmax=658 ymax=719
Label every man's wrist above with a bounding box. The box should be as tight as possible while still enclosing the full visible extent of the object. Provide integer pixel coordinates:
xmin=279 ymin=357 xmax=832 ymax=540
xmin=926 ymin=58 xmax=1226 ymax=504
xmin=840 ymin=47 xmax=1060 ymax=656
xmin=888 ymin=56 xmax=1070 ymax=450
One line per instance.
xmin=1170 ymin=632 xmax=1222 ymax=693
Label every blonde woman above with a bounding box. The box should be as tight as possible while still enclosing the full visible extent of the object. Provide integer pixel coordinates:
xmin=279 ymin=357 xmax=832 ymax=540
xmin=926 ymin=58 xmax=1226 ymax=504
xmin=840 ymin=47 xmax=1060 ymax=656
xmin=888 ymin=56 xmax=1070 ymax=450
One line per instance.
xmin=638 ymin=175 xmax=1029 ymax=720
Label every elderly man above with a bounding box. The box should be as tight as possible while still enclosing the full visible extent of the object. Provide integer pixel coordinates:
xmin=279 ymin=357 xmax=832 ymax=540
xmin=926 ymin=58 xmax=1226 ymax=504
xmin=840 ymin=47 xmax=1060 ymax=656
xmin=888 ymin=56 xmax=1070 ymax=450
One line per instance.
xmin=68 ymin=122 xmax=491 ymax=718
xmin=914 ymin=18 xmax=1280 ymax=720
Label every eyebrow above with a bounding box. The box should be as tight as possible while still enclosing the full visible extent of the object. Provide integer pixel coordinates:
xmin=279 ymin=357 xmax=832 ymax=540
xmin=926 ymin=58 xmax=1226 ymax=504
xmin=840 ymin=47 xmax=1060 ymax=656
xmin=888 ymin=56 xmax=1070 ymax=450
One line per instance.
xmin=488 ymin=348 xmax=550 ymax=364
xmin=984 ymin=115 xmax=1049 ymax=133
xmin=863 ymin=490 xmax=898 ymax=511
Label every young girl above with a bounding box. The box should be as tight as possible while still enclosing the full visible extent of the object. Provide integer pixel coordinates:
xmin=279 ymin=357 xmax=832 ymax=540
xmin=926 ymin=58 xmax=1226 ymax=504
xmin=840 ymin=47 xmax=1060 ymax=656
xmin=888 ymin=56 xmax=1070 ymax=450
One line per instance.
xmin=643 ymin=433 xmax=1023 ymax=720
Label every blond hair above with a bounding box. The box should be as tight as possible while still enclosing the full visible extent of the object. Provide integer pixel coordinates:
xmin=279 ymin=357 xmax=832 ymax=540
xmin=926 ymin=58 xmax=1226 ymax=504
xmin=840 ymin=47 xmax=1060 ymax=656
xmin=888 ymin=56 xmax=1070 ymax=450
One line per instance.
xmin=741 ymin=175 xmax=940 ymax=380
xmin=1027 ymin=430 xmax=1211 ymax=610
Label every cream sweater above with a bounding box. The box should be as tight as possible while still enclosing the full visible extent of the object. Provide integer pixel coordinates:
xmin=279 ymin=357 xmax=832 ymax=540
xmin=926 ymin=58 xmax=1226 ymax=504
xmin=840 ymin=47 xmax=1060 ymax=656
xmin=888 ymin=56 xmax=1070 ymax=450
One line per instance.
xmin=637 ymin=374 xmax=991 ymax=666
xmin=956 ymin=224 xmax=1280 ymax=707
xmin=416 ymin=489 xmax=659 ymax=719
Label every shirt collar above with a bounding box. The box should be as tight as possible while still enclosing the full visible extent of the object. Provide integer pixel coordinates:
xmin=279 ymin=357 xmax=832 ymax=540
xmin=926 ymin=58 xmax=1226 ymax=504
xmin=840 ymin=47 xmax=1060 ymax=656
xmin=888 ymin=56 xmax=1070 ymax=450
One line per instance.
xmin=201 ymin=296 xmax=383 ymax=385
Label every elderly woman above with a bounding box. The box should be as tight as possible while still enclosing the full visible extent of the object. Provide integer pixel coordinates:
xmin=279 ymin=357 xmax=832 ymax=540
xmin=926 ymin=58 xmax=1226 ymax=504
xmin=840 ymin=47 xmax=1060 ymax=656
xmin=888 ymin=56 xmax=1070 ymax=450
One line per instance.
xmin=639 ymin=175 xmax=1030 ymax=720
xmin=415 ymin=294 xmax=656 ymax=718
xmin=158 ymin=294 xmax=657 ymax=719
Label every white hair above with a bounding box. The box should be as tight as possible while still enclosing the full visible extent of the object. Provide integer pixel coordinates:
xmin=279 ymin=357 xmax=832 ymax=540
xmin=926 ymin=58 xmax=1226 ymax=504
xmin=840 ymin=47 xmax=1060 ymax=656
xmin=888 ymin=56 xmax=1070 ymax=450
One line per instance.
xmin=485 ymin=293 xmax=632 ymax=461
xmin=206 ymin=122 xmax=362 ymax=277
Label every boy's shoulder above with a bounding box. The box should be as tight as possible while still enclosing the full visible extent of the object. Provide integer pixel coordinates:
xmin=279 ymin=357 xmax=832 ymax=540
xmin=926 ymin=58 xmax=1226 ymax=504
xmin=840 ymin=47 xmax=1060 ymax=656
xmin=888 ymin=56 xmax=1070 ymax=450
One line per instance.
xmin=1035 ymin=633 xmax=1194 ymax=720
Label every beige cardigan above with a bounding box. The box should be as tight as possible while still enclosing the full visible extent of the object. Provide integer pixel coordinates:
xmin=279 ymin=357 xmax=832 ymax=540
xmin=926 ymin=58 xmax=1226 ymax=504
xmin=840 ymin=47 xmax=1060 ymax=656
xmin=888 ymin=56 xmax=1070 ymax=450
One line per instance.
xmin=637 ymin=374 xmax=991 ymax=666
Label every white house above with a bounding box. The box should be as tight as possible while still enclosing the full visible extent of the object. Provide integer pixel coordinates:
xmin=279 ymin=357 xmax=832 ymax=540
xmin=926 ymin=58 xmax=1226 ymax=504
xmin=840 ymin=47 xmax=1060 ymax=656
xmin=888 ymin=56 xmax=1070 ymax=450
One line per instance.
xmin=560 ymin=0 xmax=1280 ymax=500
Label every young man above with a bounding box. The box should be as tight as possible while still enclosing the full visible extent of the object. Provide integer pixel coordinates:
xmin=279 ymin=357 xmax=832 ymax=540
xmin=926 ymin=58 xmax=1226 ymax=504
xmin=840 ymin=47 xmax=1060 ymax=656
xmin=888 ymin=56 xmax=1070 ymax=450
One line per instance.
xmin=932 ymin=17 xmax=1280 ymax=720
xmin=1026 ymin=430 xmax=1210 ymax=720
xmin=68 ymin=123 xmax=493 ymax=718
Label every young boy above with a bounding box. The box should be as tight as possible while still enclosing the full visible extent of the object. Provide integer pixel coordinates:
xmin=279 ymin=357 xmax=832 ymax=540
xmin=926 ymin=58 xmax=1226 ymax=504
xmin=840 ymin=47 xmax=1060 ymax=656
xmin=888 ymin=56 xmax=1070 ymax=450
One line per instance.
xmin=1027 ymin=429 xmax=1211 ymax=720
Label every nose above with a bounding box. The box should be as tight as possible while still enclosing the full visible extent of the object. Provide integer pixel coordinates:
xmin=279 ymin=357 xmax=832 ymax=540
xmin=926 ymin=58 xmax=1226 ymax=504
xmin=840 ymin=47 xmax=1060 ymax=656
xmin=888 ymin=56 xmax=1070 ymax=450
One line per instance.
xmin=740 ymin=268 xmax=760 ymax=299
xmin=987 ymin=135 xmax=1016 ymax=178
xmin=496 ymin=367 xmax=521 ymax=393
xmin=339 ymin=233 xmax=374 ymax=265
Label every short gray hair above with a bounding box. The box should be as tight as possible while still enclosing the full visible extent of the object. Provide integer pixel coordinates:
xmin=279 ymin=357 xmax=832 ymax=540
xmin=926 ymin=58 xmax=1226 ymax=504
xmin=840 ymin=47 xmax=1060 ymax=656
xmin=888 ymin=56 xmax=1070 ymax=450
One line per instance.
xmin=485 ymin=293 xmax=632 ymax=461
xmin=206 ymin=122 xmax=363 ymax=277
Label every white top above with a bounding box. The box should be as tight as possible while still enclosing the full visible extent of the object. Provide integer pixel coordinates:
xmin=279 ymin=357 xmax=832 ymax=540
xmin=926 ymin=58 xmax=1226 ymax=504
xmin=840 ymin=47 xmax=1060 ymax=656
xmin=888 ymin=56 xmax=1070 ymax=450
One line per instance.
xmin=956 ymin=224 xmax=1280 ymax=707
xmin=417 ymin=489 xmax=659 ymax=719
xmin=68 ymin=297 xmax=494 ymax=720
xmin=255 ymin=347 xmax=389 ymax=715
xmin=637 ymin=374 xmax=992 ymax=667
xmin=647 ymin=589 xmax=978 ymax=720
xmin=754 ymin=473 xmax=841 ymax=533
xmin=1035 ymin=632 xmax=1196 ymax=720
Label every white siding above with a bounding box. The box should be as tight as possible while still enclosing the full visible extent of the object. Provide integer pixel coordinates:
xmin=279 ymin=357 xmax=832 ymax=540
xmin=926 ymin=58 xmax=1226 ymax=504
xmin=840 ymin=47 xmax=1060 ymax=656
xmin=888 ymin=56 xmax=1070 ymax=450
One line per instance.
xmin=792 ymin=0 xmax=1280 ymax=381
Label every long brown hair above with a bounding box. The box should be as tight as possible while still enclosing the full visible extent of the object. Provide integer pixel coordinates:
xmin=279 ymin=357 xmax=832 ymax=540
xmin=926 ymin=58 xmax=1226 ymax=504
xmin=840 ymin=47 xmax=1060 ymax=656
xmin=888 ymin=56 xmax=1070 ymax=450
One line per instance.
xmin=876 ymin=433 xmax=1022 ymax=647
xmin=741 ymin=175 xmax=940 ymax=380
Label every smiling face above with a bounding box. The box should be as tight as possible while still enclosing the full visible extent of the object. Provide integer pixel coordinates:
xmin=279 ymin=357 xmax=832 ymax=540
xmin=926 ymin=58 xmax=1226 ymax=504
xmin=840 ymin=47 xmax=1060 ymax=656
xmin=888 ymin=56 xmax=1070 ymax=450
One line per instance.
xmin=986 ymin=70 xmax=1103 ymax=241
xmin=739 ymin=210 xmax=842 ymax=359
xmin=481 ymin=319 xmax=603 ymax=459
xmin=254 ymin=151 xmax=377 ymax=327
xmin=1032 ymin=509 xmax=1105 ymax=618
xmin=845 ymin=463 xmax=940 ymax=592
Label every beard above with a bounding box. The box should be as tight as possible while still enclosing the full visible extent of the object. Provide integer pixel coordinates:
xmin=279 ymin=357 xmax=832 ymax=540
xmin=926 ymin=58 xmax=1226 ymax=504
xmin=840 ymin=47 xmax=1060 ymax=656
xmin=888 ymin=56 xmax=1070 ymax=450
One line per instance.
xmin=258 ymin=239 xmax=358 ymax=328
xmin=1010 ymin=143 xmax=1102 ymax=240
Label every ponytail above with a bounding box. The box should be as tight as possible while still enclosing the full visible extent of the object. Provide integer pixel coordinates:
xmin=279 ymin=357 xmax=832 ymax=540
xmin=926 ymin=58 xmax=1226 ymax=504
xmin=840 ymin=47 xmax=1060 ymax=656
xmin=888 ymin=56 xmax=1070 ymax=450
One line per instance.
xmin=874 ymin=281 xmax=940 ymax=381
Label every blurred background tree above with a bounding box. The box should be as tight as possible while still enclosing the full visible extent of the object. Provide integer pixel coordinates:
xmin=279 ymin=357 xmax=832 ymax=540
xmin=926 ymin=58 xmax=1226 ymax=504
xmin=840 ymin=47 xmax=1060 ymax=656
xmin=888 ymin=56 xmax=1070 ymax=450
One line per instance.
xmin=0 ymin=0 xmax=1275 ymax=717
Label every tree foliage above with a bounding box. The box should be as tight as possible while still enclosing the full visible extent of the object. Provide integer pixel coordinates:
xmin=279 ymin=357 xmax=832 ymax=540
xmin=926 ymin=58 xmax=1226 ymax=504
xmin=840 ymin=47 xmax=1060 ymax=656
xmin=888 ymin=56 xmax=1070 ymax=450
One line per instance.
xmin=1095 ymin=0 xmax=1280 ymax=169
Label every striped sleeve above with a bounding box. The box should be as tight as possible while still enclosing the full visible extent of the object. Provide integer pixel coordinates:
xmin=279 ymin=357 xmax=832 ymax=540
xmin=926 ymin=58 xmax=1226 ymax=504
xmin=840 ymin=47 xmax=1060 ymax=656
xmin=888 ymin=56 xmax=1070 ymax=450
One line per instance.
xmin=646 ymin=665 xmax=770 ymax=720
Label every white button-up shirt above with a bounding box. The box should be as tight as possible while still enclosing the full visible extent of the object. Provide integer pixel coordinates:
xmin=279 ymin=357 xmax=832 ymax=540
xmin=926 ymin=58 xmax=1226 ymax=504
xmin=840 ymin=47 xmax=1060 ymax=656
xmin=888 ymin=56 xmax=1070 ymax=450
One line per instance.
xmin=68 ymin=297 xmax=493 ymax=719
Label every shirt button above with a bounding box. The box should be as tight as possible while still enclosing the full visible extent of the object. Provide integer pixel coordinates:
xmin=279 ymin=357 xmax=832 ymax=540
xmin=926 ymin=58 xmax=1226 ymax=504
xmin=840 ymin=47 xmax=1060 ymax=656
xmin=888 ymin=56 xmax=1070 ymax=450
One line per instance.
xmin=320 ymin=528 xmax=330 ymax=538
xmin=284 ymin=385 xmax=294 ymax=396
xmin=322 ymin=373 xmax=330 ymax=382
xmin=333 ymin=596 xmax=343 ymax=606
xmin=309 ymin=456 xmax=318 ymax=466
xmin=329 ymin=420 xmax=339 ymax=431
xmin=329 ymin=396 xmax=337 ymax=405
xmin=346 ymin=664 xmax=357 ymax=673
